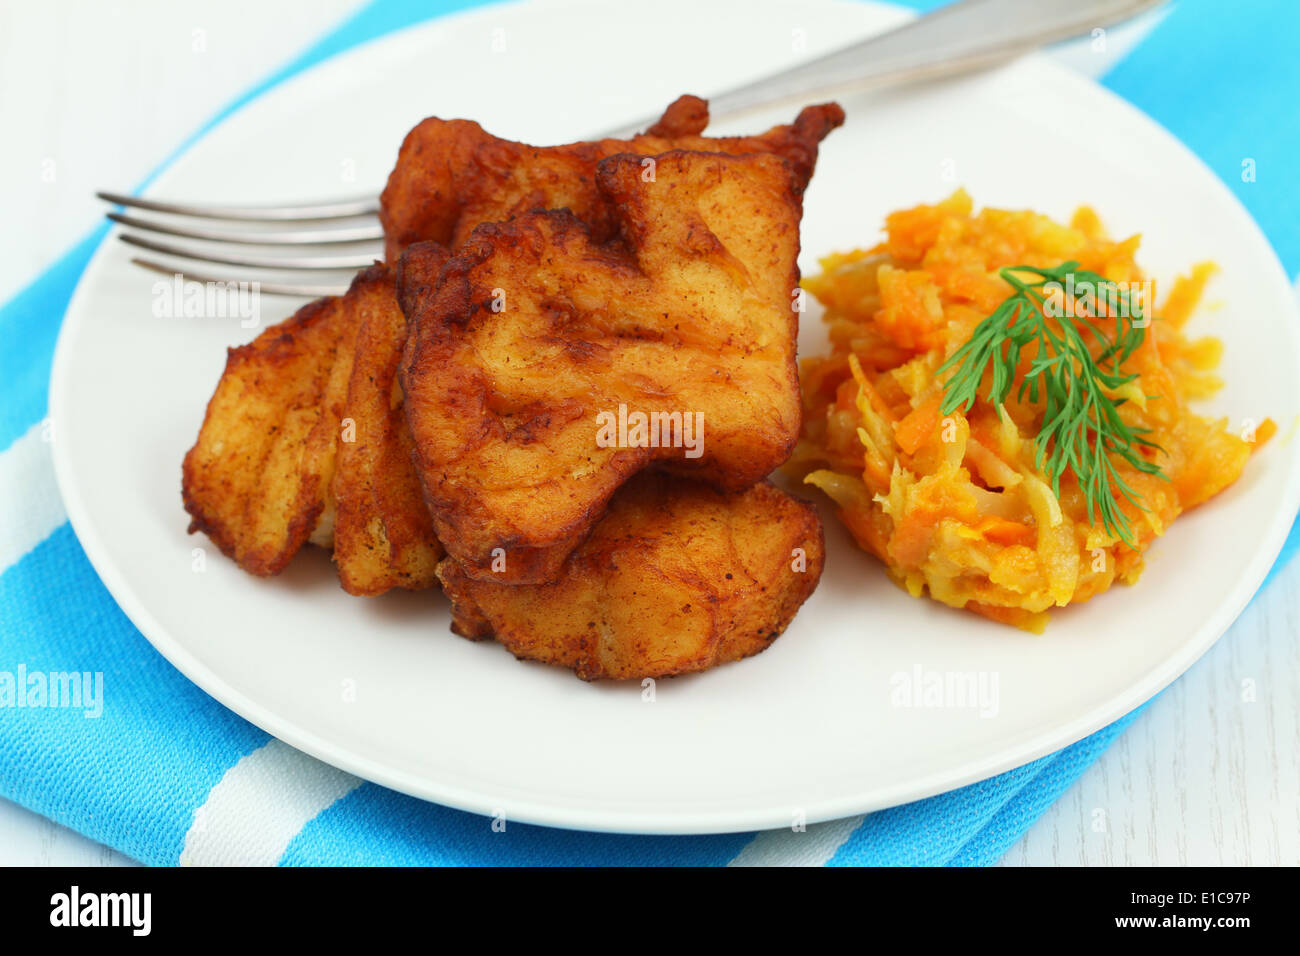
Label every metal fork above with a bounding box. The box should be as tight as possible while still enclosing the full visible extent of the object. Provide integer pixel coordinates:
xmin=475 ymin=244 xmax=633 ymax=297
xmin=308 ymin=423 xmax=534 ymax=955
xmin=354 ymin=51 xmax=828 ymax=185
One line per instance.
xmin=98 ymin=0 xmax=1162 ymax=297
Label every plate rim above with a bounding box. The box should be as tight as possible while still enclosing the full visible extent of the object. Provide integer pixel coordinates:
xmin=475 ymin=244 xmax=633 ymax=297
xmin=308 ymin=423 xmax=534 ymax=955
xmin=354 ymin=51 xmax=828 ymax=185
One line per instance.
xmin=48 ymin=0 xmax=1300 ymax=835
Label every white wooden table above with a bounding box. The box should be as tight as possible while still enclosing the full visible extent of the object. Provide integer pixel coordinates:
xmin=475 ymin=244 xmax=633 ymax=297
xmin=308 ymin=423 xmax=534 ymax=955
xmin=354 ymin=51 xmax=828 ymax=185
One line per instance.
xmin=2 ymin=0 xmax=1294 ymax=866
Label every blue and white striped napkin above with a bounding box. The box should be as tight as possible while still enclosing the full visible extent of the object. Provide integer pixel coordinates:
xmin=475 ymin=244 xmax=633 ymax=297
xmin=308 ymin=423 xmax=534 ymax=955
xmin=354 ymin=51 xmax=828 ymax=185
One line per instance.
xmin=2 ymin=0 xmax=1297 ymax=866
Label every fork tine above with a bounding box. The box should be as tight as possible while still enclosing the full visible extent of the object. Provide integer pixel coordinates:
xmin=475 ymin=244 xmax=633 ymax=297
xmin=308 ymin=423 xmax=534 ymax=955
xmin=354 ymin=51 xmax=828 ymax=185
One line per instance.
xmin=97 ymin=190 xmax=379 ymax=221
xmin=118 ymin=233 xmax=379 ymax=270
xmin=129 ymin=257 xmax=350 ymax=297
xmin=106 ymin=212 xmax=384 ymax=245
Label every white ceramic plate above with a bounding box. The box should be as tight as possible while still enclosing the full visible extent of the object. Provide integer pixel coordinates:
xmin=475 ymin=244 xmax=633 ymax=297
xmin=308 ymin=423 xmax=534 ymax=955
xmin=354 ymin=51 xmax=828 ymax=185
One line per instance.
xmin=51 ymin=0 xmax=1300 ymax=834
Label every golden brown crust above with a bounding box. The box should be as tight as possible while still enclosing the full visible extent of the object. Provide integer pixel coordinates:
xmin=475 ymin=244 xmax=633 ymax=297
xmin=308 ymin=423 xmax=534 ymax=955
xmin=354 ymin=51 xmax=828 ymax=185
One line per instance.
xmin=332 ymin=263 xmax=446 ymax=595
xmin=436 ymin=474 xmax=825 ymax=680
xmin=643 ymin=93 xmax=709 ymax=138
xmin=181 ymin=280 xmax=366 ymax=576
xmin=183 ymin=264 xmax=444 ymax=591
xmin=378 ymin=93 xmax=844 ymax=261
xmin=398 ymin=150 xmax=808 ymax=584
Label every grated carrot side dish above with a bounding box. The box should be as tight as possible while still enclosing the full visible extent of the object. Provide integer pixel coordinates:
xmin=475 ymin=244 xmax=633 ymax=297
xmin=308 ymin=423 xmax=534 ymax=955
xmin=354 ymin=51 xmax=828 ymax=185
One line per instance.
xmin=789 ymin=190 xmax=1271 ymax=631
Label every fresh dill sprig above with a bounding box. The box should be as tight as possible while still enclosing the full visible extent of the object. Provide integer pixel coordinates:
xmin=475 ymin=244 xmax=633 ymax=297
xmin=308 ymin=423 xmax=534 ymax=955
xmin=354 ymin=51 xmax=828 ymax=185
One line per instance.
xmin=937 ymin=261 xmax=1164 ymax=547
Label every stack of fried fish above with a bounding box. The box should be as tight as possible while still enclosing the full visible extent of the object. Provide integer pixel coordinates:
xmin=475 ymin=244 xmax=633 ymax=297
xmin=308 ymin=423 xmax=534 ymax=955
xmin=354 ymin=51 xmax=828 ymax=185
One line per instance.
xmin=183 ymin=95 xmax=843 ymax=680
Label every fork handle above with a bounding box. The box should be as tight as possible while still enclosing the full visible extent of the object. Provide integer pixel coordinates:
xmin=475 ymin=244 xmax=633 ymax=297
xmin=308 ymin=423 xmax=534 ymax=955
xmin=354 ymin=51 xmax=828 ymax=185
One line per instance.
xmin=601 ymin=0 xmax=1164 ymax=137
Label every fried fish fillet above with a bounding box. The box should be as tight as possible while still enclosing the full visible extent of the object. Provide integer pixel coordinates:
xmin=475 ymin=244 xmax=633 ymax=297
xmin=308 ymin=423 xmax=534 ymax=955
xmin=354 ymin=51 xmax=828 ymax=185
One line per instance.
xmin=186 ymin=95 xmax=841 ymax=599
xmin=332 ymin=260 xmax=446 ymax=595
xmin=183 ymin=264 xmax=442 ymax=592
xmin=437 ymin=474 xmax=825 ymax=680
xmin=182 ymin=274 xmax=368 ymax=576
xmin=399 ymin=149 xmax=809 ymax=584
xmin=379 ymin=93 xmax=844 ymax=261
